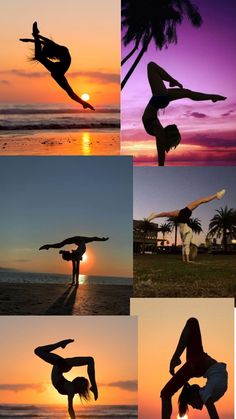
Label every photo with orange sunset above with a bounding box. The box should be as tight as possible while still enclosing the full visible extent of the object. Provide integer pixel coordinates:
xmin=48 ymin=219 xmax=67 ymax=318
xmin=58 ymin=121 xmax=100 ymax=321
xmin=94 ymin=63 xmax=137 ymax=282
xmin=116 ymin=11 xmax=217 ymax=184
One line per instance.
xmin=131 ymin=298 xmax=234 ymax=419
xmin=0 ymin=315 xmax=138 ymax=418
xmin=0 ymin=0 xmax=120 ymax=155
xmin=0 ymin=156 xmax=133 ymax=315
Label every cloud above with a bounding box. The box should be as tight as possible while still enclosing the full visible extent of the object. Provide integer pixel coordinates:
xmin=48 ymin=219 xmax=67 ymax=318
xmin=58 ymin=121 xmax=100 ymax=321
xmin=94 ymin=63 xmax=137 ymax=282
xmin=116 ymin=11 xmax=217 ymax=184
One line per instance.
xmin=0 ymin=69 xmax=119 ymax=84
xmin=0 ymin=383 xmax=46 ymax=393
xmin=189 ymin=112 xmax=207 ymax=119
xmin=221 ymin=110 xmax=235 ymax=117
xmin=101 ymin=380 xmax=137 ymax=392
xmin=0 ymin=80 xmax=10 ymax=85
xmin=68 ymin=71 xmax=119 ymax=84
xmin=15 ymin=259 xmax=32 ymax=263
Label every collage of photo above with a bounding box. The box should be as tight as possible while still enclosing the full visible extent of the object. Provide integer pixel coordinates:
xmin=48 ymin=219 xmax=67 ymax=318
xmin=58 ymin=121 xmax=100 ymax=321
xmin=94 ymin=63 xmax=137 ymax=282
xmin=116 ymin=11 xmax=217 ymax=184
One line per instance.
xmin=0 ymin=1 xmax=235 ymax=418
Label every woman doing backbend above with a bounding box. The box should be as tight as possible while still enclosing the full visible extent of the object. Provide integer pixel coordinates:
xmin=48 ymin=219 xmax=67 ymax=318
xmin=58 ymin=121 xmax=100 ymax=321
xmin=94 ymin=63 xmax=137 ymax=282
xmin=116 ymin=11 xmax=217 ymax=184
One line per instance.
xmin=147 ymin=189 xmax=225 ymax=262
xmin=20 ymin=22 xmax=94 ymax=110
xmin=34 ymin=339 xmax=98 ymax=419
xmin=142 ymin=62 xmax=226 ymax=166
xmin=161 ymin=318 xmax=228 ymax=419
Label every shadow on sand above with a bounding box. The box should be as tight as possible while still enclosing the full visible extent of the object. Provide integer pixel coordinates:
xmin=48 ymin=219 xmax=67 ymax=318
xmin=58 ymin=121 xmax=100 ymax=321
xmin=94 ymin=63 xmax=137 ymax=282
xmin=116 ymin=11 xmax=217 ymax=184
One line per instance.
xmin=45 ymin=284 xmax=78 ymax=315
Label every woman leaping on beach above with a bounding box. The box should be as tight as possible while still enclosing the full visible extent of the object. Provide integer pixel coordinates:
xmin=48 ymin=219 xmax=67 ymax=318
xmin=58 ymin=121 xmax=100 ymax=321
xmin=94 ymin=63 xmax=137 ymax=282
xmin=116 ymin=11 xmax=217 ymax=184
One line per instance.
xmin=161 ymin=317 xmax=228 ymax=419
xmin=142 ymin=62 xmax=226 ymax=166
xmin=35 ymin=339 xmax=98 ymax=419
xmin=147 ymin=189 xmax=225 ymax=262
xmin=19 ymin=22 xmax=95 ymax=110
xmin=39 ymin=235 xmax=109 ymax=284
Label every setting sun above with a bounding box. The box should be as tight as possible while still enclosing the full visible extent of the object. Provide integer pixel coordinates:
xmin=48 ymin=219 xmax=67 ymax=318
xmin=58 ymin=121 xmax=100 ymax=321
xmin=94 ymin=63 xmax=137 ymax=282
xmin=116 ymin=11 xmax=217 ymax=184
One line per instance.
xmin=81 ymin=93 xmax=90 ymax=101
xmin=82 ymin=253 xmax=88 ymax=262
xmin=177 ymin=415 xmax=188 ymax=419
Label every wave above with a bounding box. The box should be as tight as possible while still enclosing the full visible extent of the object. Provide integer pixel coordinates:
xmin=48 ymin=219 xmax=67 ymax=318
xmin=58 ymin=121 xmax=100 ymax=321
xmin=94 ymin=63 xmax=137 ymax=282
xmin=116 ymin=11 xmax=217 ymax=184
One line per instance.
xmin=0 ymin=122 xmax=120 ymax=130
xmin=0 ymin=108 xmax=120 ymax=115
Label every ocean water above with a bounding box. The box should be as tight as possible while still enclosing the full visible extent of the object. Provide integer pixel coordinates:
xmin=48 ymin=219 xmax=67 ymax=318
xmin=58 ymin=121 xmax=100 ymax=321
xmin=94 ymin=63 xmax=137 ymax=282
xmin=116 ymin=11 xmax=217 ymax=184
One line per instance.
xmin=0 ymin=270 xmax=132 ymax=286
xmin=0 ymin=103 xmax=119 ymax=131
xmin=0 ymin=404 xmax=137 ymax=418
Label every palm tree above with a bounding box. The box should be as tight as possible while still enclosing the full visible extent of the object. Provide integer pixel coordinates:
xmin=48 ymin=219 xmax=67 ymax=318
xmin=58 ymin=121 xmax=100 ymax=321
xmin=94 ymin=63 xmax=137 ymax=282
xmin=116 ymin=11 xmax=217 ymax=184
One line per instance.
xmin=208 ymin=206 xmax=236 ymax=252
xmin=137 ymin=218 xmax=158 ymax=254
xmin=159 ymin=222 xmax=171 ymax=242
xmin=167 ymin=216 xmax=178 ymax=247
xmin=188 ymin=217 xmax=202 ymax=235
xmin=121 ymin=0 xmax=203 ymax=89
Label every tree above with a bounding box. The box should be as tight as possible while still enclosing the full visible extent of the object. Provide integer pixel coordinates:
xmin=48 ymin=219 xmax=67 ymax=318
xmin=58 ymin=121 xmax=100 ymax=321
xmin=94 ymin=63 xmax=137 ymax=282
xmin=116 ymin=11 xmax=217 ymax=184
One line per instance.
xmin=159 ymin=222 xmax=171 ymax=241
xmin=188 ymin=217 xmax=202 ymax=235
xmin=136 ymin=218 xmax=158 ymax=254
xmin=208 ymin=206 xmax=236 ymax=253
xmin=167 ymin=217 xmax=178 ymax=246
xmin=121 ymin=0 xmax=203 ymax=89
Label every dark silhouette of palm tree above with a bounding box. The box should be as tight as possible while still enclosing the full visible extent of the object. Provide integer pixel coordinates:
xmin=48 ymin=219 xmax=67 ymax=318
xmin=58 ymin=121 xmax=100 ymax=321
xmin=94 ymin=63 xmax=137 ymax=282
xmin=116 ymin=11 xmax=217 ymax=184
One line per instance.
xmin=137 ymin=218 xmax=159 ymax=254
xmin=159 ymin=222 xmax=172 ymax=242
xmin=121 ymin=0 xmax=203 ymax=89
xmin=167 ymin=216 xmax=178 ymax=247
xmin=207 ymin=206 xmax=236 ymax=253
xmin=188 ymin=217 xmax=202 ymax=234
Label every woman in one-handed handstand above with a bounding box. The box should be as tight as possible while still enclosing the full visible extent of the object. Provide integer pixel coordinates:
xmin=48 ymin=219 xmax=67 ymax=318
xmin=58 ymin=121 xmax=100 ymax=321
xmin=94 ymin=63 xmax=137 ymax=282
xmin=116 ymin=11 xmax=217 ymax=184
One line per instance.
xmin=161 ymin=318 xmax=227 ymax=419
xmin=34 ymin=339 xmax=98 ymax=419
xmin=142 ymin=62 xmax=226 ymax=166
xmin=147 ymin=189 xmax=225 ymax=262
xmin=39 ymin=235 xmax=109 ymax=284
xmin=20 ymin=22 xmax=94 ymax=110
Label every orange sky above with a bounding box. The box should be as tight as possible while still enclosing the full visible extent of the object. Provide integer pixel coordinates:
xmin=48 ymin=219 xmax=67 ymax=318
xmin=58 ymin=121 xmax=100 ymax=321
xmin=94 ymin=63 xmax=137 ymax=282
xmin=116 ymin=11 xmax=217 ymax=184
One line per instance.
xmin=131 ymin=298 xmax=234 ymax=419
xmin=0 ymin=0 xmax=120 ymax=106
xmin=0 ymin=316 xmax=137 ymax=406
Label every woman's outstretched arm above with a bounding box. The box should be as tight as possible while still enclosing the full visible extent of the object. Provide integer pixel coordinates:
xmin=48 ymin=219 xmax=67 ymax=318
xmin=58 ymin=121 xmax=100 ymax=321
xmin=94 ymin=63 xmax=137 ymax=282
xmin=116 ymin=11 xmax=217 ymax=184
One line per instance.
xmin=205 ymin=398 xmax=220 ymax=419
xmin=51 ymin=73 xmax=95 ymax=110
xmin=66 ymin=356 xmax=98 ymax=400
xmin=68 ymin=392 xmax=76 ymax=419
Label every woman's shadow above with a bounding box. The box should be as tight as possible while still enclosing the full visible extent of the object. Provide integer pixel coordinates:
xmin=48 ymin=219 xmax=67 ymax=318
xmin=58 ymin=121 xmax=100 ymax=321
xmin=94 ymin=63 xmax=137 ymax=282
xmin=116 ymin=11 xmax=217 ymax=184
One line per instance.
xmin=45 ymin=284 xmax=79 ymax=315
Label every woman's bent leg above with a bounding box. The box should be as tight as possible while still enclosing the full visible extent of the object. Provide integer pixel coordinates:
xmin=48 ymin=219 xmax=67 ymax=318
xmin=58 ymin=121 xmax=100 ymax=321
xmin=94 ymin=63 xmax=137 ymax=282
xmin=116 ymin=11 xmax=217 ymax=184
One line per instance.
xmin=34 ymin=340 xmax=72 ymax=365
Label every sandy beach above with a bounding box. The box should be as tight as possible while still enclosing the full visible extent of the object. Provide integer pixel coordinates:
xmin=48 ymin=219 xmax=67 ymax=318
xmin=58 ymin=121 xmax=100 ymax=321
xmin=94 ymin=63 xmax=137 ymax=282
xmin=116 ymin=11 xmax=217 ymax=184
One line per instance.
xmin=0 ymin=130 xmax=119 ymax=155
xmin=0 ymin=283 xmax=132 ymax=315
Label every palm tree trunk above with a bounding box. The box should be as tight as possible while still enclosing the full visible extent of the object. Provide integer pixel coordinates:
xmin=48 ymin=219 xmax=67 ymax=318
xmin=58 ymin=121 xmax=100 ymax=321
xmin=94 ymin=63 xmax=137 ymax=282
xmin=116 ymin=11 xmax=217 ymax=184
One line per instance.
xmin=223 ymin=228 xmax=228 ymax=253
xmin=121 ymin=34 xmax=152 ymax=90
xmin=121 ymin=44 xmax=139 ymax=66
xmin=174 ymin=225 xmax=177 ymax=247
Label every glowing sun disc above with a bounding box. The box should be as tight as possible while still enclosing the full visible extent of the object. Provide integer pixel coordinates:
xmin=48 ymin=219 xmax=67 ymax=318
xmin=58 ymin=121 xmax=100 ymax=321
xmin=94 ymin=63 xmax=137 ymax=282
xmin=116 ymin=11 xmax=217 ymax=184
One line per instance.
xmin=81 ymin=93 xmax=90 ymax=101
xmin=177 ymin=415 xmax=188 ymax=419
xmin=82 ymin=253 xmax=88 ymax=262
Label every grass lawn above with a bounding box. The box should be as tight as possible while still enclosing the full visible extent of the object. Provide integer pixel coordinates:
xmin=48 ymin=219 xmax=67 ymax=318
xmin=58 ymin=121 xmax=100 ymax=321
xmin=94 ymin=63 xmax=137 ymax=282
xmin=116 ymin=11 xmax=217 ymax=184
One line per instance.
xmin=134 ymin=254 xmax=236 ymax=298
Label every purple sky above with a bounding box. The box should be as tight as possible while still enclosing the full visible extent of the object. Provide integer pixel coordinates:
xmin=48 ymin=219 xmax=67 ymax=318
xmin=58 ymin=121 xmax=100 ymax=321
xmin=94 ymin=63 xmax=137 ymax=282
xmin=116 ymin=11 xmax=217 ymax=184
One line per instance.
xmin=121 ymin=0 xmax=236 ymax=165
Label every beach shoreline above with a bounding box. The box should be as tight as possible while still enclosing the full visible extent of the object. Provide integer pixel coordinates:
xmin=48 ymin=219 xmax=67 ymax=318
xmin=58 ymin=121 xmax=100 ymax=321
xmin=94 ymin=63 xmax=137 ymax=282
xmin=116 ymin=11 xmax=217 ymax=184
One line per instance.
xmin=0 ymin=129 xmax=119 ymax=155
xmin=0 ymin=282 xmax=132 ymax=315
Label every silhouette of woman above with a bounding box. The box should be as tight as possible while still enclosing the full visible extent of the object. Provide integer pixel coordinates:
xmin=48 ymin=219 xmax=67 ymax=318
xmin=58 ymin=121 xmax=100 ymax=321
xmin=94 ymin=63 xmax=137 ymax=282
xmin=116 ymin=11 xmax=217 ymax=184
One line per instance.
xmin=59 ymin=249 xmax=83 ymax=286
xmin=142 ymin=62 xmax=226 ymax=166
xmin=39 ymin=235 xmax=109 ymax=283
xmin=19 ymin=22 xmax=94 ymax=110
xmin=34 ymin=339 xmax=98 ymax=419
xmin=147 ymin=189 xmax=225 ymax=262
xmin=161 ymin=318 xmax=227 ymax=419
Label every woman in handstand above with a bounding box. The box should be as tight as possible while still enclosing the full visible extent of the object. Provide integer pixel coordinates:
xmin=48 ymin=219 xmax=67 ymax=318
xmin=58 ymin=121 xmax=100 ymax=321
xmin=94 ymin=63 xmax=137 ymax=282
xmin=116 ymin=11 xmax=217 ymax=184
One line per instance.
xmin=20 ymin=22 xmax=94 ymax=110
xmin=59 ymin=248 xmax=83 ymax=286
xmin=161 ymin=318 xmax=227 ymax=419
xmin=34 ymin=339 xmax=98 ymax=419
xmin=142 ymin=62 xmax=226 ymax=166
xmin=147 ymin=189 xmax=225 ymax=262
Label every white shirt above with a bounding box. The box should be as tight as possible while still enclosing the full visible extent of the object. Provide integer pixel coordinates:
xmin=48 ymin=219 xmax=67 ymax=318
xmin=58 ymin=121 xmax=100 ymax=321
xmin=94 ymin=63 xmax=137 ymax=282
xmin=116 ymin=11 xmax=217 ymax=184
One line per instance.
xmin=199 ymin=362 xmax=228 ymax=403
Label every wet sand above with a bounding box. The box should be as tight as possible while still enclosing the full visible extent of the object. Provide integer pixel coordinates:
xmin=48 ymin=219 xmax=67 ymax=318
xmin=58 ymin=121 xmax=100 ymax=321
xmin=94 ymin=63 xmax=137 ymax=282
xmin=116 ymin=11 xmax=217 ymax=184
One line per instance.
xmin=0 ymin=129 xmax=119 ymax=155
xmin=0 ymin=283 xmax=132 ymax=315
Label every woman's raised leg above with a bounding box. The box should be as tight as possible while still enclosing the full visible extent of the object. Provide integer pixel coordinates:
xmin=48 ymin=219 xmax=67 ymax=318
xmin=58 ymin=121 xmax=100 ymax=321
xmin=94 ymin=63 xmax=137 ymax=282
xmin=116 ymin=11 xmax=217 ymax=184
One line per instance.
xmin=186 ymin=189 xmax=225 ymax=212
xmin=147 ymin=62 xmax=182 ymax=95
xmin=167 ymin=88 xmax=226 ymax=103
xmin=34 ymin=339 xmax=74 ymax=364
